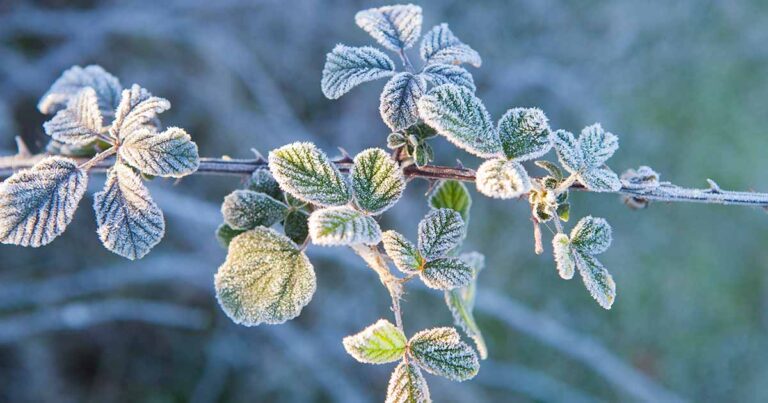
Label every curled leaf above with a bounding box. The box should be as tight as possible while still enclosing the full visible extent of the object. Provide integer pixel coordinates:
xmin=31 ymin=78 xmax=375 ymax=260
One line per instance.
xmin=408 ymin=327 xmax=479 ymax=381
xmin=268 ymin=142 xmax=351 ymax=207
xmin=420 ymin=23 xmax=481 ymax=67
xmin=380 ymin=72 xmax=426 ymax=132
xmin=475 ymin=158 xmax=531 ymax=199
xmin=351 ymin=148 xmax=405 ymax=214
xmin=221 ymin=190 xmax=287 ymax=230
xmin=386 ymin=361 xmax=431 ymax=403
xmin=321 ymin=45 xmax=396 ymax=100
xmin=119 ymin=127 xmax=200 ymax=178
xmin=417 ymin=208 xmax=465 ymax=260
xmin=308 ymin=206 xmax=382 ymax=246
xmin=342 ymin=319 xmax=407 ymax=364
xmin=355 ymin=4 xmax=422 ymax=51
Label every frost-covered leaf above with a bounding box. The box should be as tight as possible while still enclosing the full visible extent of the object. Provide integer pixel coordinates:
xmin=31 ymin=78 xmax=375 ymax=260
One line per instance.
xmin=420 ymin=24 xmax=482 ymax=67
xmin=386 ymin=361 xmax=431 ymax=403
xmin=342 ymin=319 xmax=407 ymax=364
xmin=221 ymin=190 xmax=287 ymax=230
xmin=412 ymin=142 xmax=433 ymax=167
xmin=570 ymin=216 xmax=612 ymax=255
xmin=408 ymin=327 xmax=479 ymax=381
xmin=417 ymin=85 xmax=500 ymax=158
xmin=535 ymin=160 xmax=564 ymax=180
xmin=268 ymin=142 xmax=351 ymax=206
xmin=119 ymin=127 xmax=200 ymax=178
xmin=552 ymin=233 xmax=575 ymax=280
xmin=216 ymin=223 xmax=245 ymax=248
xmin=420 ymin=257 xmax=473 ymax=290
xmin=284 ymin=209 xmax=309 ymax=245
xmin=475 ymin=158 xmax=531 ymax=199
xmin=43 ymin=88 xmax=103 ymax=146
xmin=94 ymin=163 xmax=164 ymax=260
xmin=556 ymin=202 xmax=570 ymax=222
xmin=308 ymin=206 xmax=381 ymax=246
xmin=355 ymin=4 xmax=422 ymax=51
xmin=0 ymin=157 xmax=87 ymax=247
xmin=247 ymin=169 xmax=283 ymax=200
xmin=380 ymin=72 xmax=426 ymax=131
xmin=382 ymin=230 xmax=423 ymax=274
xmin=552 ymin=129 xmax=582 ymax=173
xmin=421 ymin=64 xmax=476 ymax=92
xmin=553 ymin=127 xmax=621 ymax=192
xmin=417 ymin=208 xmax=465 ymax=260
xmin=428 ymin=180 xmax=471 ymax=222
xmin=351 ymin=148 xmax=405 ymax=214
xmin=445 ymin=252 xmax=487 ymax=359
xmin=579 ymin=167 xmax=622 ymax=192
xmin=110 ymin=84 xmax=170 ymax=140
xmin=575 ymin=251 xmax=615 ymax=309
xmin=38 ymin=65 xmax=122 ymax=117
xmin=579 ymin=124 xmax=619 ymax=169
xmin=214 ymin=227 xmax=316 ymax=325
xmin=321 ymin=45 xmax=396 ymax=99
xmin=498 ymin=107 xmax=552 ymax=161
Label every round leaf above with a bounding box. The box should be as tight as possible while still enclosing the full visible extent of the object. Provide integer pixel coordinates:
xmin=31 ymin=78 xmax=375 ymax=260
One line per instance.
xmin=475 ymin=158 xmax=531 ymax=199
xmin=351 ymin=148 xmax=405 ymax=214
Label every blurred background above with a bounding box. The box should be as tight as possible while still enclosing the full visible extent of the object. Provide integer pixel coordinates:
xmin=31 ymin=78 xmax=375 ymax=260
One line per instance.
xmin=1 ymin=0 xmax=768 ymax=401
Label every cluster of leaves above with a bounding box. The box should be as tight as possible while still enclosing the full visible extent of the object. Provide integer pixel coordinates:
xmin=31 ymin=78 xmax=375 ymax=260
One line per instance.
xmin=0 ymin=65 xmax=199 ymax=259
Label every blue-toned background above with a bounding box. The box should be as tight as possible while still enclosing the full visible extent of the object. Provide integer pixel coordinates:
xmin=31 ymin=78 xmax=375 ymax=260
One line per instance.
xmin=1 ymin=1 xmax=767 ymax=401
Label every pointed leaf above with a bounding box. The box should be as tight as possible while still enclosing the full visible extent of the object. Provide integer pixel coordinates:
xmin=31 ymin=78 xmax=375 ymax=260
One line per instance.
xmin=412 ymin=142 xmax=433 ymax=167
xmin=380 ymin=72 xmax=426 ymax=131
xmin=421 ymin=64 xmax=476 ymax=92
xmin=575 ymin=251 xmax=615 ymax=309
xmin=386 ymin=361 xmax=431 ymax=403
xmin=579 ymin=123 xmax=619 ymax=168
xmin=119 ymin=127 xmax=200 ymax=178
xmin=534 ymin=160 xmax=564 ymax=180
xmin=570 ymin=216 xmax=612 ymax=255
xmin=355 ymin=4 xmax=422 ymax=51
xmin=43 ymin=87 xmax=103 ymax=146
xmin=0 ymin=157 xmax=87 ymax=247
xmin=552 ymin=233 xmax=575 ymax=280
xmin=498 ymin=107 xmax=552 ymax=161
xmin=342 ymin=319 xmax=407 ymax=364
xmin=444 ymin=252 xmax=486 ymax=358
xmin=420 ymin=24 xmax=481 ymax=67
xmin=421 ymin=257 xmax=473 ymax=290
xmin=284 ymin=209 xmax=309 ymax=245
xmin=428 ymin=180 xmax=471 ymax=222
xmin=268 ymin=142 xmax=351 ymax=206
xmin=94 ymin=163 xmax=164 ymax=260
xmin=351 ymin=148 xmax=405 ymax=214
xmin=552 ymin=129 xmax=582 ymax=173
xmin=321 ymin=45 xmax=396 ymax=99
xmin=417 ymin=85 xmax=500 ymax=158
xmin=417 ymin=208 xmax=465 ymax=260
xmin=579 ymin=166 xmax=621 ymax=192
xmin=382 ymin=230 xmax=423 ymax=274
xmin=247 ymin=169 xmax=283 ymax=200
xmin=475 ymin=158 xmax=531 ymax=199
xmin=308 ymin=206 xmax=381 ymax=246
xmin=216 ymin=223 xmax=245 ymax=248
xmin=221 ymin=190 xmax=287 ymax=230
xmin=408 ymin=327 xmax=479 ymax=381
xmin=214 ymin=227 xmax=316 ymax=325
xmin=38 ymin=65 xmax=122 ymax=117
xmin=110 ymin=84 xmax=170 ymax=140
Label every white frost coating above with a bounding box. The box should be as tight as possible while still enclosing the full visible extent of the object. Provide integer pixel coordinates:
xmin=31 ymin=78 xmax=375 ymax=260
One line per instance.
xmin=408 ymin=327 xmax=479 ymax=381
xmin=475 ymin=158 xmax=531 ymax=199
xmin=110 ymin=84 xmax=170 ymax=141
xmin=308 ymin=206 xmax=382 ymax=246
xmin=420 ymin=23 xmax=482 ymax=67
xmin=351 ymin=148 xmax=406 ymax=214
xmin=221 ymin=190 xmax=287 ymax=230
xmin=417 ymin=208 xmax=465 ymax=260
xmin=421 ymin=257 xmax=473 ymax=290
xmin=342 ymin=319 xmax=407 ymax=364
xmin=570 ymin=216 xmax=612 ymax=255
xmin=580 ymin=167 xmax=622 ymax=193
xmin=382 ymin=230 xmax=422 ymax=274
xmin=445 ymin=251 xmax=487 ymax=359
xmin=420 ymin=64 xmax=476 ymax=92
xmin=579 ymin=123 xmax=619 ymax=168
xmin=43 ymin=87 xmax=103 ymax=146
xmin=268 ymin=142 xmax=351 ymax=207
xmin=119 ymin=127 xmax=200 ymax=178
xmin=552 ymin=126 xmax=621 ymax=192
xmin=380 ymin=72 xmax=426 ymax=131
xmin=321 ymin=45 xmax=396 ymax=100
xmin=94 ymin=163 xmax=164 ymax=260
xmin=552 ymin=129 xmax=582 ymax=173
xmin=552 ymin=233 xmax=575 ymax=280
xmin=355 ymin=4 xmax=423 ymax=51
xmin=386 ymin=361 xmax=431 ymax=403
xmin=417 ymin=84 xmax=501 ymax=158
xmin=575 ymin=251 xmax=615 ymax=309
xmin=214 ymin=227 xmax=316 ymax=326
xmin=497 ymin=107 xmax=552 ymax=161
xmin=38 ymin=65 xmax=122 ymax=117
xmin=0 ymin=157 xmax=87 ymax=247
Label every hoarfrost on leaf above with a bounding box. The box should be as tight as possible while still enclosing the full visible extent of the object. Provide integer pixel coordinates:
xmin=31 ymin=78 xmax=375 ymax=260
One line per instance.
xmin=247 ymin=169 xmax=283 ymax=200
xmin=579 ymin=167 xmax=622 ymax=193
xmin=216 ymin=223 xmax=245 ymax=248
xmin=283 ymin=210 xmax=310 ymax=245
xmin=408 ymin=327 xmax=480 ymax=381
xmin=445 ymin=251 xmax=487 ymax=359
xmin=382 ymin=230 xmax=423 ymax=274
xmin=579 ymin=124 xmax=619 ymax=169
xmin=428 ymin=180 xmax=471 ymax=222
xmin=0 ymin=157 xmax=87 ymax=247
xmin=119 ymin=127 xmax=200 ymax=178
xmin=475 ymin=158 xmax=531 ymax=199
xmin=552 ymin=129 xmax=582 ymax=173
xmin=214 ymin=227 xmax=316 ymax=325
xmin=553 ymin=126 xmax=621 ymax=192
xmin=94 ymin=163 xmax=164 ymax=260
xmin=575 ymin=251 xmax=615 ymax=309
xmin=417 ymin=208 xmax=465 ymax=260
xmin=221 ymin=190 xmax=287 ymax=230
xmin=552 ymin=233 xmax=575 ymax=280
xmin=420 ymin=23 xmax=482 ymax=67
xmin=321 ymin=45 xmax=396 ymax=100
xmin=308 ymin=206 xmax=382 ymax=246
xmin=43 ymin=87 xmax=103 ymax=146
xmin=268 ymin=142 xmax=351 ymax=206
xmin=421 ymin=257 xmax=473 ymax=290
xmin=110 ymin=84 xmax=170 ymax=140
xmin=386 ymin=361 xmax=431 ymax=403
xmin=421 ymin=64 xmax=476 ymax=92
xmin=351 ymin=148 xmax=405 ymax=214
xmin=342 ymin=319 xmax=407 ymax=364
xmin=355 ymin=4 xmax=423 ymax=51
xmin=38 ymin=65 xmax=122 ymax=117
xmin=380 ymin=72 xmax=426 ymax=132
xmin=497 ymin=107 xmax=552 ymax=161
xmin=570 ymin=216 xmax=612 ymax=255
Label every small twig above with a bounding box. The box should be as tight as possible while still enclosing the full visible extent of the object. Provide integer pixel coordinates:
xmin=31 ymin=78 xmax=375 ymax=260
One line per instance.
xmin=350 ymin=244 xmax=406 ymax=332
xmin=78 ymin=146 xmax=116 ymax=170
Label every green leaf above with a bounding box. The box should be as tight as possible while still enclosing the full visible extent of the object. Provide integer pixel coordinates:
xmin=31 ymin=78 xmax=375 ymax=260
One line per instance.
xmin=94 ymin=163 xmax=165 ymax=260
xmin=0 ymin=157 xmax=87 ymax=247
xmin=308 ymin=206 xmax=382 ymax=246
xmin=380 ymin=72 xmax=426 ymax=132
xmin=475 ymin=158 xmax=531 ymax=199
xmin=570 ymin=216 xmax=612 ymax=255
xmin=351 ymin=148 xmax=405 ymax=215
xmin=408 ymin=327 xmax=480 ymax=381
xmin=43 ymin=87 xmax=103 ymax=146
xmin=420 ymin=23 xmax=481 ymax=67
xmin=421 ymin=64 xmax=476 ymax=92
xmin=221 ymin=190 xmax=287 ymax=230
xmin=283 ymin=210 xmax=309 ymax=245
xmin=552 ymin=233 xmax=575 ymax=280
xmin=575 ymin=251 xmax=615 ymax=310
xmin=216 ymin=223 xmax=245 ymax=248
xmin=412 ymin=142 xmax=433 ymax=167
xmin=214 ymin=227 xmax=316 ymax=325
xmin=247 ymin=169 xmax=283 ymax=200
xmin=268 ymin=142 xmax=351 ymax=207
xmin=421 ymin=257 xmax=473 ymax=290
xmin=342 ymin=319 xmax=407 ymax=364
xmin=497 ymin=107 xmax=552 ymax=161
xmin=382 ymin=230 xmax=423 ymax=274
xmin=321 ymin=45 xmax=396 ymax=99
xmin=579 ymin=123 xmax=619 ymax=169
xmin=552 ymin=129 xmax=582 ymax=173
xmin=386 ymin=361 xmax=431 ymax=403
xmin=428 ymin=180 xmax=471 ymax=223
xmin=556 ymin=202 xmax=570 ymax=222
xmin=417 ymin=208 xmax=465 ymax=260
xmin=355 ymin=4 xmax=422 ymax=51
xmin=417 ymin=84 xmax=501 ymax=158
xmin=445 ymin=252 xmax=487 ymax=359
xmin=579 ymin=167 xmax=621 ymax=192
xmin=119 ymin=127 xmax=200 ymax=178
xmin=534 ymin=160 xmax=564 ymax=180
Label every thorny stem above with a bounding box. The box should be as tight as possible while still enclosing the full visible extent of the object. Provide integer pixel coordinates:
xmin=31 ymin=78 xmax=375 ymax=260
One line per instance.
xmin=350 ymin=244 xmax=405 ymax=332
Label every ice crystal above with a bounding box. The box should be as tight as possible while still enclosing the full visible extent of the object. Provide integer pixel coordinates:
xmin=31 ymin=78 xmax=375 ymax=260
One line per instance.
xmin=342 ymin=319 xmax=407 ymax=364
xmin=268 ymin=142 xmax=351 ymax=206
xmin=408 ymin=327 xmax=479 ymax=381
xmin=497 ymin=107 xmax=552 ymax=161
xmin=421 ymin=257 xmax=473 ymax=290
xmin=38 ymin=65 xmax=122 ymax=118
xmin=321 ymin=45 xmax=396 ymax=100
xmin=420 ymin=23 xmax=481 ymax=67
xmin=386 ymin=361 xmax=431 ymax=403
xmin=428 ymin=180 xmax=471 ymax=222
xmin=355 ymin=4 xmax=422 ymax=52
xmin=119 ymin=127 xmax=200 ymax=178
xmin=351 ymin=148 xmax=405 ymax=214
xmin=380 ymin=72 xmax=426 ymax=131
xmin=552 ymin=233 xmax=575 ymax=280
xmin=475 ymin=158 xmax=531 ymax=199
xmin=43 ymin=87 xmax=103 ymax=146
xmin=382 ymin=230 xmax=423 ymax=274
xmin=417 ymin=208 xmax=465 ymax=260
xmin=308 ymin=206 xmax=382 ymax=246
xmin=221 ymin=190 xmax=287 ymax=230
xmin=420 ymin=64 xmax=476 ymax=92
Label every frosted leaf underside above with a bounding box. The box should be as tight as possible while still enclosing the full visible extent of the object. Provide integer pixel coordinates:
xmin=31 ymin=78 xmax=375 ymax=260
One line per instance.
xmin=351 ymin=148 xmax=405 ymax=214
xmin=342 ymin=319 xmax=407 ymax=364
xmin=38 ymin=65 xmax=122 ymax=117
xmin=380 ymin=72 xmax=426 ymax=131
xmin=119 ymin=127 xmax=200 ymax=178
xmin=420 ymin=23 xmax=481 ymax=67
xmin=408 ymin=327 xmax=479 ymax=381
xmin=321 ymin=45 xmax=396 ymax=100
xmin=308 ymin=206 xmax=382 ymax=246
xmin=552 ymin=233 xmax=575 ymax=280
xmin=475 ymin=158 xmax=531 ymax=199
xmin=268 ymin=142 xmax=351 ymax=206
xmin=417 ymin=208 xmax=464 ymax=261
xmin=43 ymin=87 xmax=103 ymax=146
xmin=355 ymin=4 xmax=423 ymax=51
xmin=386 ymin=361 xmax=431 ymax=403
